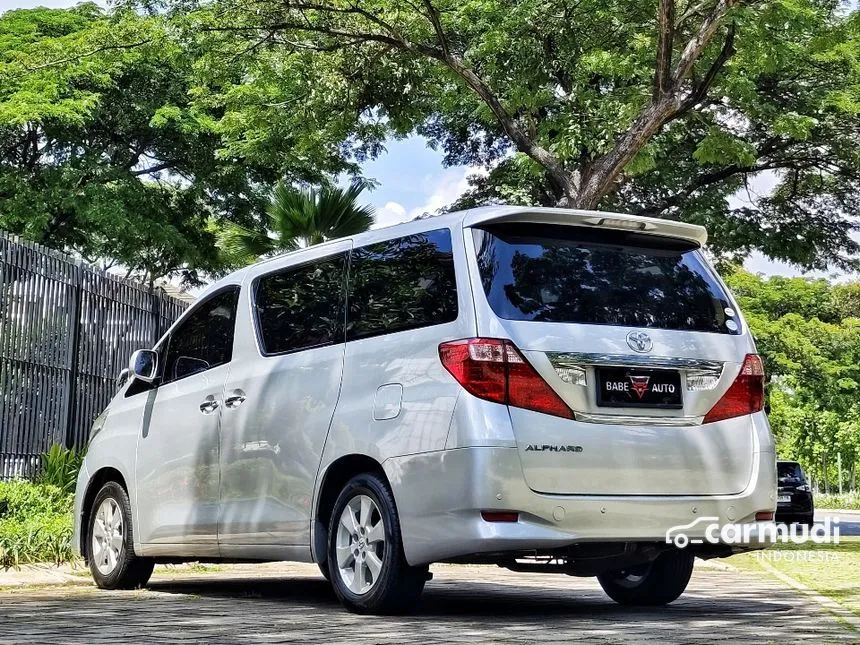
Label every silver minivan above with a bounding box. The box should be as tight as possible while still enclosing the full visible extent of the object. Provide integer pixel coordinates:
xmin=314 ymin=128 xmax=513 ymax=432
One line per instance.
xmin=73 ymin=206 xmax=777 ymax=613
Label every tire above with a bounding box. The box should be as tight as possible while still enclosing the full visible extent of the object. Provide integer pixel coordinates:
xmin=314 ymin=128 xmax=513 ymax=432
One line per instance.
xmin=327 ymin=472 xmax=427 ymax=614
xmin=318 ymin=560 xmax=331 ymax=581
xmin=87 ymin=481 xmax=154 ymax=590
xmin=597 ymin=549 xmax=694 ymax=606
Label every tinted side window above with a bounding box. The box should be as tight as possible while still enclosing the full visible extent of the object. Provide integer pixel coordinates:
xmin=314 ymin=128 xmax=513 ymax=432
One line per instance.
xmin=347 ymin=229 xmax=458 ymax=341
xmin=255 ymin=253 xmax=348 ymax=355
xmin=163 ymin=288 xmax=239 ymax=382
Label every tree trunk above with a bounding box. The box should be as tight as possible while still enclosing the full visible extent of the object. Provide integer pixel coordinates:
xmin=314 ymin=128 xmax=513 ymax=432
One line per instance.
xmin=571 ymin=98 xmax=679 ymax=210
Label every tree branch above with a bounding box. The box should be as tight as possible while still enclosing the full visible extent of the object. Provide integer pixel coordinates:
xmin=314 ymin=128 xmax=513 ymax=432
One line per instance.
xmin=653 ymin=0 xmax=675 ymax=99
xmin=422 ymin=0 xmax=451 ymax=59
xmin=634 ymin=162 xmax=771 ymax=216
xmin=635 ymin=149 xmax=837 ymax=217
xmin=678 ymin=21 xmax=736 ymax=114
xmin=229 ymin=9 xmax=575 ymax=197
xmin=575 ymin=0 xmax=744 ymax=208
xmin=28 ymin=40 xmax=151 ymax=71
xmin=671 ymin=0 xmax=739 ymax=85
xmin=130 ymin=162 xmax=172 ymax=177
xmin=443 ymin=56 xmax=574 ymax=195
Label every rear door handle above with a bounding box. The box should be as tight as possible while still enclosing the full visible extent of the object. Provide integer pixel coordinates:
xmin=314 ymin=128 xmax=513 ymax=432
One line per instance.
xmin=224 ymin=393 xmax=246 ymax=409
xmin=199 ymin=398 xmax=220 ymax=414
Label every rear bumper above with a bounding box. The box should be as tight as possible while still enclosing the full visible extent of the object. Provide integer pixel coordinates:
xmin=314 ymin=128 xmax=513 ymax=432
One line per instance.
xmin=385 ymin=445 xmax=776 ymax=566
xmin=775 ymin=491 xmax=814 ymax=524
xmin=776 ymin=491 xmax=814 ymax=515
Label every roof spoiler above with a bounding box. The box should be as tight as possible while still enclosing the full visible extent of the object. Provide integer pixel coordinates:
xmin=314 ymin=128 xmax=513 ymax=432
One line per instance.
xmin=461 ymin=207 xmax=708 ymax=247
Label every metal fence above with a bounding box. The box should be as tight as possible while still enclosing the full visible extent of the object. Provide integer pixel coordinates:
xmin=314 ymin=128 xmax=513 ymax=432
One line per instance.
xmin=0 ymin=231 xmax=190 ymax=479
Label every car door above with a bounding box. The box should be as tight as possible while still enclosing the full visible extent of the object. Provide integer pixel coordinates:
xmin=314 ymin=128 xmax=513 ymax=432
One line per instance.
xmin=135 ymin=286 xmax=240 ymax=555
xmin=218 ymin=244 xmax=349 ymax=554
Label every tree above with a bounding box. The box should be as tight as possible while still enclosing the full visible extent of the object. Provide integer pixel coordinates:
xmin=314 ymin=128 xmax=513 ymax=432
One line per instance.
xmin=179 ymin=0 xmax=860 ymax=270
xmin=216 ymin=180 xmax=374 ymax=267
xmin=725 ymin=268 xmax=860 ymax=489
xmin=0 ymin=5 xmax=355 ymax=284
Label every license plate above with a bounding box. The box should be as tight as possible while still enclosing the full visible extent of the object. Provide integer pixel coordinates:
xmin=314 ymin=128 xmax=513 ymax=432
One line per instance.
xmin=596 ymin=367 xmax=682 ymax=409
xmin=778 ymin=495 xmax=791 ymax=503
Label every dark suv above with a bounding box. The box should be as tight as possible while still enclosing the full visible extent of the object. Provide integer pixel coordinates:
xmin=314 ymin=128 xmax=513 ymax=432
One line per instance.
xmin=776 ymin=460 xmax=814 ymax=526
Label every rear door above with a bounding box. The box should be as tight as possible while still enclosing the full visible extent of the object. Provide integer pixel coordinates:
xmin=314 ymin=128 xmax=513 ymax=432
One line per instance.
xmin=217 ymin=245 xmax=350 ymax=548
xmin=467 ymin=221 xmax=755 ymax=496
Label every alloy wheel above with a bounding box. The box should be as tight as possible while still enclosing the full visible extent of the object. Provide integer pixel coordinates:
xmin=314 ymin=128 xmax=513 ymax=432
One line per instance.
xmin=335 ymin=494 xmax=386 ymax=595
xmin=92 ymin=497 xmax=123 ymax=575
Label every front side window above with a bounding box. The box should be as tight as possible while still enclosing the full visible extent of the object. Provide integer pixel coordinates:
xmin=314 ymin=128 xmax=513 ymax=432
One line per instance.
xmin=163 ymin=287 xmax=240 ymax=382
xmin=347 ymin=229 xmax=458 ymax=341
xmin=255 ymin=253 xmax=348 ymax=355
xmin=473 ymin=223 xmax=738 ymax=334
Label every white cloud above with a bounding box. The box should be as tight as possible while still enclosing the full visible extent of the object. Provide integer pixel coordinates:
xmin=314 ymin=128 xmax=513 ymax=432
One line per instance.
xmin=373 ymin=201 xmax=408 ymax=229
xmin=407 ymin=167 xmax=486 ymax=220
xmin=369 ymin=166 xmax=487 ymax=230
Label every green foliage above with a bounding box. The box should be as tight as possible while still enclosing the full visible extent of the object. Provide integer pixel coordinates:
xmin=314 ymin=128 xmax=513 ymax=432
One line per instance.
xmin=7 ymin=1 xmax=860 ymax=272
xmin=178 ymin=0 xmax=860 ymax=270
xmin=815 ymin=492 xmax=860 ymax=510
xmin=216 ymin=180 xmax=374 ymax=268
xmin=0 ymin=5 xmax=356 ymax=284
xmin=725 ymin=268 xmax=860 ymax=490
xmin=0 ymin=480 xmax=74 ymax=568
xmin=38 ymin=444 xmax=85 ymax=496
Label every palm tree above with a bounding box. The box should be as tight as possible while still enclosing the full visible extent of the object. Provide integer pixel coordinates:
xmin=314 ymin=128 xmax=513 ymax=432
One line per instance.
xmin=217 ymin=180 xmax=375 ymax=267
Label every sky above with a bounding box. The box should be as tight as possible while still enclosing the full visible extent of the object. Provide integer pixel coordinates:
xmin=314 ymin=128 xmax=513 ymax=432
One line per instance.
xmin=1 ymin=0 xmax=849 ymax=281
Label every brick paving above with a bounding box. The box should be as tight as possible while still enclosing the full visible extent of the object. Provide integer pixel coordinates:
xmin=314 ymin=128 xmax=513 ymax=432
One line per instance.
xmin=0 ymin=562 xmax=854 ymax=643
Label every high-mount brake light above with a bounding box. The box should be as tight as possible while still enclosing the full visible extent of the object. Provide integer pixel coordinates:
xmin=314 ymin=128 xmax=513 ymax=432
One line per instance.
xmin=438 ymin=338 xmax=574 ymax=419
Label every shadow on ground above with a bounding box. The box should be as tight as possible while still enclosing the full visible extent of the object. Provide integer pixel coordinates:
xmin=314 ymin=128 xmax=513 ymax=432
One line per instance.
xmin=0 ymin=568 xmax=852 ymax=643
xmin=146 ymin=574 xmax=794 ymax=619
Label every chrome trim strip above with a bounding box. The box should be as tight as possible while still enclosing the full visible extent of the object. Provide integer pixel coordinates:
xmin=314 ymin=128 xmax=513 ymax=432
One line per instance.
xmin=547 ymin=352 xmax=724 ymax=372
xmin=574 ymin=412 xmax=704 ymax=427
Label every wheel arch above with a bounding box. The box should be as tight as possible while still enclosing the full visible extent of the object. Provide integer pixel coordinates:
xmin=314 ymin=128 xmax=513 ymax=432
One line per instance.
xmin=79 ymin=467 xmax=129 ymax=560
xmin=312 ymin=453 xmax=390 ymax=564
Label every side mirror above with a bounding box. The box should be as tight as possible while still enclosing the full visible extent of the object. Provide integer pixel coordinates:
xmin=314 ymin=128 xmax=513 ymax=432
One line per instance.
xmin=129 ymin=349 xmax=158 ymax=383
xmin=116 ymin=367 xmax=130 ymax=389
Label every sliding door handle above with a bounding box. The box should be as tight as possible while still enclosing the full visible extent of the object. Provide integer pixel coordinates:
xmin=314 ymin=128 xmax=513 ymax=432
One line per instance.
xmin=199 ymin=398 xmax=220 ymax=414
xmin=224 ymin=393 xmax=246 ymax=409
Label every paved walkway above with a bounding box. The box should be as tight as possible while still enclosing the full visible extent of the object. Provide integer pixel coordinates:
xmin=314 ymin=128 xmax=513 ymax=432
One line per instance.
xmin=0 ymin=562 xmax=854 ymax=643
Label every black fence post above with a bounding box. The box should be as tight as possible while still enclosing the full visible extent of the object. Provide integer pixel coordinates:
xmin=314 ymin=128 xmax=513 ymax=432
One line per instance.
xmin=151 ymin=285 xmax=163 ymax=346
xmin=62 ymin=262 xmax=83 ymax=449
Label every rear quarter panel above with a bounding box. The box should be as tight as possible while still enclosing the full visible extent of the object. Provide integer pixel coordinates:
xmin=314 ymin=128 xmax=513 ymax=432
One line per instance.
xmin=319 ymin=223 xmax=478 ymax=475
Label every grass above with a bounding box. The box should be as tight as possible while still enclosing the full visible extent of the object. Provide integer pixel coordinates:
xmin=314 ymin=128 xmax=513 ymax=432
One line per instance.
xmin=728 ymin=536 xmax=860 ymax=618
xmin=816 ymin=492 xmax=860 ymax=510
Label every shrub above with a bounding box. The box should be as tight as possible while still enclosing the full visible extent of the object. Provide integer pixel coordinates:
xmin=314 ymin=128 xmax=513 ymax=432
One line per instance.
xmin=0 ymin=480 xmax=74 ymax=568
xmin=815 ymin=492 xmax=860 ymax=511
xmin=38 ymin=444 xmax=85 ymax=495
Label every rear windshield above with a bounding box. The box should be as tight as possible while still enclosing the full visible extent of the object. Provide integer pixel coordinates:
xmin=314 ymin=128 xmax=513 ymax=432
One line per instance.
xmin=778 ymin=462 xmax=805 ymax=480
xmin=472 ymin=223 xmax=738 ymax=334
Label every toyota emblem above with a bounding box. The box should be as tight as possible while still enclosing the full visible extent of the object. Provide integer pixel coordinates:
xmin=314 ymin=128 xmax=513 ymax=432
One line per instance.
xmin=626 ymin=330 xmax=653 ymax=353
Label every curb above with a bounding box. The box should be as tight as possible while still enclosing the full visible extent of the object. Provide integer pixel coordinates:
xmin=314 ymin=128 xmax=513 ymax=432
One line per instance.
xmin=756 ymin=559 xmax=860 ymax=631
xmin=0 ymin=563 xmax=89 ymax=589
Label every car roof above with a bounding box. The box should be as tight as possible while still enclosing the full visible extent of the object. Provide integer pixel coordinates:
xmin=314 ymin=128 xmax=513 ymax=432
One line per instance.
xmin=200 ymin=206 xmax=709 ymax=300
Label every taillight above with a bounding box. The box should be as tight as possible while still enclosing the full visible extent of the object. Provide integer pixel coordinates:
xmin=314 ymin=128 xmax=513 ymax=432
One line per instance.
xmin=703 ymin=354 xmax=765 ymax=424
xmin=438 ymin=338 xmax=574 ymax=419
